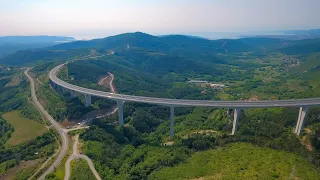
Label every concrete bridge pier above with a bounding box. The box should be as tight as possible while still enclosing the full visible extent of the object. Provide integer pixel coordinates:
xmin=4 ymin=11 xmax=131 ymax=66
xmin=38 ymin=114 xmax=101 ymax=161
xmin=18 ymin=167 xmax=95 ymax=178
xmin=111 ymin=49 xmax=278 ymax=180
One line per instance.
xmin=117 ymin=100 xmax=124 ymax=126
xmin=295 ymin=106 xmax=309 ymax=135
xmin=85 ymin=94 xmax=92 ymax=107
xmin=170 ymin=106 xmax=175 ymax=139
xmin=70 ymin=90 xmax=76 ymax=98
xmin=61 ymin=87 xmax=67 ymax=93
xmin=57 ymin=85 xmax=65 ymax=93
xmin=49 ymin=80 xmax=55 ymax=88
xmin=232 ymin=108 xmax=241 ymax=135
xmin=53 ymin=83 xmax=58 ymax=90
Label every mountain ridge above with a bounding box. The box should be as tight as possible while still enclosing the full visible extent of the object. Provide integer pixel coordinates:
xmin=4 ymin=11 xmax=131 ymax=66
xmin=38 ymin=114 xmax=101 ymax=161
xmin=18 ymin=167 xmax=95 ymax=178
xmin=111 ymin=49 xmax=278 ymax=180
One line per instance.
xmin=1 ymin=32 xmax=320 ymax=66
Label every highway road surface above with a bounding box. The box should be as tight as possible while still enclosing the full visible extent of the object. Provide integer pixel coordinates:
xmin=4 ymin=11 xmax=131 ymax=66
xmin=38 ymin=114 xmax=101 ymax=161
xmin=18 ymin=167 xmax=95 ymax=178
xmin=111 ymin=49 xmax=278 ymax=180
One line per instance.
xmin=49 ymin=63 xmax=320 ymax=108
xmin=25 ymin=68 xmax=69 ymax=180
xmin=65 ymin=135 xmax=101 ymax=180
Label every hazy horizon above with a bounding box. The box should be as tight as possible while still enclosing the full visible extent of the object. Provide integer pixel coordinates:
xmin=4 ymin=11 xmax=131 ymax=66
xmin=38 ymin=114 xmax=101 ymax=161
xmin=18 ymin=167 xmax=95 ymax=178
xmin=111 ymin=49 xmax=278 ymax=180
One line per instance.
xmin=1 ymin=0 xmax=320 ymax=39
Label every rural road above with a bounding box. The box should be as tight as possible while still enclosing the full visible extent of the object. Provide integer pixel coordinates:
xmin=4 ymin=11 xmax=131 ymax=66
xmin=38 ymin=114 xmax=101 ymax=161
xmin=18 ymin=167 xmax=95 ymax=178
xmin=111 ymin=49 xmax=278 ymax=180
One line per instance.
xmin=98 ymin=72 xmax=116 ymax=93
xmin=64 ymin=134 xmax=101 ymax=180
xmin=25 ymin=68 xmax=69 ymax=180
xmin=108 ymin=72 xmax=116 ymax=93
xmin=64 ymin=70 xmax=118 ymax=179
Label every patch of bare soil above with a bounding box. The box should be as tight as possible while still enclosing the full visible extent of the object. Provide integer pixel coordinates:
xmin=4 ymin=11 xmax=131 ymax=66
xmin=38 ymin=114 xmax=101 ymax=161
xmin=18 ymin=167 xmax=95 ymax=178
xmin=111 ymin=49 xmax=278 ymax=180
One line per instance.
xmin=183 ymin=130 xmax=217 ymax=138
xmin=61 ymin=119 xmax=78 ymax=128
xmin=89 ymin=49 xmax=97 ymax=56
xmin=301 ymin=128 xmax=313 ymax=151
xmin=248 ymin=96 xmax=260 ymax=101
xmin=65 ymin=105 xmax=118 ymax=127
xmin=98 ymin=73 xmax=116 ymax=93
xmin=1 ymin=159 xmax=41 ymax=180
xmin=163 ymin=141 xmax=174 ymax=146
xmin=5 ymin=76 xmax=21 ymax=87
xmin=39 ymin=98 xmax=47 ymax=108
xmin=189 ymin=173 xmax=223 ymax=180
xmin=28 ymin=71 xmax=36 ymax=79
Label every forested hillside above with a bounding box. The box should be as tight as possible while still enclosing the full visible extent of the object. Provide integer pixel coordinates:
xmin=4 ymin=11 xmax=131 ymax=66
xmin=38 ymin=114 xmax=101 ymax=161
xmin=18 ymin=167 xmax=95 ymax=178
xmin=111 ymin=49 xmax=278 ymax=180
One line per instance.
xmin=45 ymin=33 xmax=320 ymax=179
xmin=1 ymin=32 xmax=320 ymax=179
xmin=0 ymin=32 xmax=299 ymax=66
xmin=0 ymin=49 xmax=89 ymax=65
xmin=0 ymin=66 xmax=57 ymax=178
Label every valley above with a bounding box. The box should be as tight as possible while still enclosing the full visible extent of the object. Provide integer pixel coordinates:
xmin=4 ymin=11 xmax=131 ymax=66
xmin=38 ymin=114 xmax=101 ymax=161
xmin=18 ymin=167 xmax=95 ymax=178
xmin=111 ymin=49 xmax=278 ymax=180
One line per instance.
xmin=1 ymin=1 xmax=320 ymax=179
xmin=0 ymin=32 xmax=319 ymax=179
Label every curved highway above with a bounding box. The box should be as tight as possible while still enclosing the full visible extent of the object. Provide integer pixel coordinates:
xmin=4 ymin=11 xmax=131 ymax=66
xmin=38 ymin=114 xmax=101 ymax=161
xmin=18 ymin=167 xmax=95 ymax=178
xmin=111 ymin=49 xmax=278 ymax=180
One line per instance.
xmin=49 ymin=63 xmax=320 ymax=108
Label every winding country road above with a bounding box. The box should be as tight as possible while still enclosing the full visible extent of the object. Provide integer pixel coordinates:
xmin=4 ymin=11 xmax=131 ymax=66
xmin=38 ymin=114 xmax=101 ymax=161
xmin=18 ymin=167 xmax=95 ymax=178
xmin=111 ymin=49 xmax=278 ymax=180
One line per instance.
xmin=26 ymin=67 xmax=107 ymax=179
xmin=25 ymin=68 xmax=69 ymax=180
xmin=64 ymin=72 xmax=117 ymax=179
xmin=64 ymin=135 xmax=101 ymax=180
xmin=108 ymin=72 xmax=116 ymax=93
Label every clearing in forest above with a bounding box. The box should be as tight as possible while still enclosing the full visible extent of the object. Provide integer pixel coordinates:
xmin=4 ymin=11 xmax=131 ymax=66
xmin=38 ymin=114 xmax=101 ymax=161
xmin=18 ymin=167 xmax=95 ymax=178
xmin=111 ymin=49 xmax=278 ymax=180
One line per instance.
xmin=2 ymin=111 xmax=47 ymax=146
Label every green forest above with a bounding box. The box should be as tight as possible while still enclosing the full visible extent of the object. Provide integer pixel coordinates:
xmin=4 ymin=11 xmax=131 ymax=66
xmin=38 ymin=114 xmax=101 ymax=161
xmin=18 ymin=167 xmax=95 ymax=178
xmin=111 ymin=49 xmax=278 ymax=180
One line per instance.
xmin=44 ymin=34 xmax=320 ymax=179
xmin=0 ymin=32 xmax=320 ymax=179
xmin=0 ymin=66 xmax=57 ymax=179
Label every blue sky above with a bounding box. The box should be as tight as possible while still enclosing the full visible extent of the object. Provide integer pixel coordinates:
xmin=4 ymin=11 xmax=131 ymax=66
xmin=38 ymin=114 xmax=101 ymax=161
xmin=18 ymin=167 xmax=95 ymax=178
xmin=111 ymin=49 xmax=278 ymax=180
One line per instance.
xmin=0 ymin=0 xmax=319 ymax=39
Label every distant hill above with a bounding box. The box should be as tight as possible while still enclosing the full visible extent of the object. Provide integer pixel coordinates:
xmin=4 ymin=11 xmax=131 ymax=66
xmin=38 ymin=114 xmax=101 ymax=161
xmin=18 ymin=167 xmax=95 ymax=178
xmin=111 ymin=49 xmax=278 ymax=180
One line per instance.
xmin=279 ymin=38 xmax=320 ymax=54
xmin=51 ymin=32 xmax=289 ymax=53
xmin=0 ymin=36 xmax=75 ymax=57
xmin=283 ymin=29 xmax=320 ymax=36
xmin=0 ymin=32 xmax=294 ymax=66
xmin=244 ymin=29 xmax=320 ymax=40
xmin=51 ymin=32 xmax=170 ymax=51
xmin=0 ymin=49 xmax=89 ymax=66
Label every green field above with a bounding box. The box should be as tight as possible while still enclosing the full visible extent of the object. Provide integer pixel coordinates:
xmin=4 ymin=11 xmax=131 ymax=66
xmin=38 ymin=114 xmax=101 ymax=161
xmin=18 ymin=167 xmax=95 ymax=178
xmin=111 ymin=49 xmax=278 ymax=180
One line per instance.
xmin=149 ymin=143 xmax=320 ymax=180
xmin=2 ymin=111 xmax=48 ymax=146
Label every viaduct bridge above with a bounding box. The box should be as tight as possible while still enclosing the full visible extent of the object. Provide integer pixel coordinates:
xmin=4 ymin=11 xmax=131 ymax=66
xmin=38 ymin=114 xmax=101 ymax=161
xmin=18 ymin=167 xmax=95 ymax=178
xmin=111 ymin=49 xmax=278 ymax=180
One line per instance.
xmin=49 ymin=63 xmax=320 ymax=138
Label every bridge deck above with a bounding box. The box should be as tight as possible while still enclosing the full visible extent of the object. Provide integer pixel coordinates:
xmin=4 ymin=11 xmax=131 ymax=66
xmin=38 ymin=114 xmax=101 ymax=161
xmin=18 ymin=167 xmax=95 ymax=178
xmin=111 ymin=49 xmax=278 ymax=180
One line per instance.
xmin=49 ymin=64 xmax=320 ymax=108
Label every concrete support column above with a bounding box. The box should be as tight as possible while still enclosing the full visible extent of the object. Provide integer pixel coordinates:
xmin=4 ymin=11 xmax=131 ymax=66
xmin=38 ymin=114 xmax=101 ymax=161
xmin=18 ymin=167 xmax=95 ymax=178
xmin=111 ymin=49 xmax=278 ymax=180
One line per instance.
xmin=57 ymin=85 xmax=62 ymax=91
xmin=170 ymin=106 xmax=175 ymax=139
xmin=49 ymin=80 xmax=54 ymax=87
xmin=232 ymin=108 xmax=241 ymax=135
xmin=117 ymin=100 xmax=124 ymax=126
xmin=53 ymin=83 xmax=57 ymax=89
xmin=295 ymin=106 xmax=309 ymax=135
xmin=84 ymin=94 xmax=92 ymax=107
xmin=70 ymin=90 xmax=76 ymax=98
xmin=50 ymin=81 xmax=56 ymax=89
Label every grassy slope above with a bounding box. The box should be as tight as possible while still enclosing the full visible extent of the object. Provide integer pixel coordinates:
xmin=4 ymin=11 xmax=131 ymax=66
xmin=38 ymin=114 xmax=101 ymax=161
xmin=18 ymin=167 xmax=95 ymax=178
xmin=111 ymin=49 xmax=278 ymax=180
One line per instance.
xmin=70 ymin=159 xmax=95 ymax=180
xmin=150 ymin=143 xmax=320 ymax=180
xmin=2 ymin=111 xmax=48 ymax=146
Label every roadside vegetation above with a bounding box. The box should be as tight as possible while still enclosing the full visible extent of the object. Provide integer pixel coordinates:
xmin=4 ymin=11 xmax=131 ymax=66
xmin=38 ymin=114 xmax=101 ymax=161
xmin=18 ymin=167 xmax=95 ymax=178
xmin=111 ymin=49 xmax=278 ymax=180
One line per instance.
xmin=70 ymin=159 xmax=95 ymax=180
